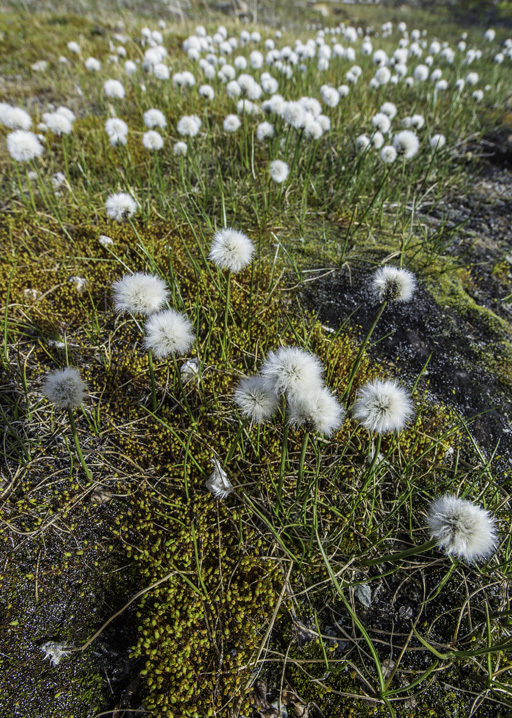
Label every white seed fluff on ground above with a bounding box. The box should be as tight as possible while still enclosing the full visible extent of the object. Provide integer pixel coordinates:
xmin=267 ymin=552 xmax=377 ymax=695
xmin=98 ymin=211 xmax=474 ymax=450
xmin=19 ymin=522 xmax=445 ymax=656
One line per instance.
xmin=352 ymin=379 xmax=414 ymax=434
xmin=113 ymin=272 xmax=168 ymax=316
xmin=393 ymin=130 xmax=420 ymax=159
xmin=269 ymin=159 xmax=289 ymax=183
xmin=7 ymin=130 xmax=44 ymax=162
xmin=234 ymin=375 xmax=279 ymax=423
xmin=287 ymin=386 xmax=345 ymax=436
xmin=44 ymin=367 xmax=87 ymax=410
xmin=261 ymin=346 xmax=324 ymax=399
xmin=372 ymin=266 xmax=416 ymax=302
xmin=105 ymin=192 xmax=137 ymax=221
xmin=427 ymin=494 xmax=498 ymax=563
xmin=144 ymin=309 xmax=195 ymax=359
xmin=206 ymin=459 xmax=234 ymax=499
xmin=209 ymin=228 xmax=254 ymax=273
xmin=41 ymin=642 xmax=73 ymax=667
xmin=181 ymin=358 xmax=200 ymax=384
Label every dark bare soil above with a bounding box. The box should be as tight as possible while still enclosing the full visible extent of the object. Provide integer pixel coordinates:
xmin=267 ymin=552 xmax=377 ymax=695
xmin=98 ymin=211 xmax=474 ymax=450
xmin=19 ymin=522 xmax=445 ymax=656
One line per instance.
xmin=301 ymin=138 xmax=512 ymax=472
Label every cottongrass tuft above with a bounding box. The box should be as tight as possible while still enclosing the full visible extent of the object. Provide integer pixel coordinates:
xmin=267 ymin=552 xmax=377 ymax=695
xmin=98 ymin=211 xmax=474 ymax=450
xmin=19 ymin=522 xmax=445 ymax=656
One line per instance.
xmin=353 ymin=379 xmax=414 ymax=434
xmin=173 ymin=141 xmax=188 ymax=156
xmin=206 ymin=459 xmax=234 ymax=499
xmin=427 ymin=494 xmax=498 ymax=563
xmin=105 ymin=118 xmax=128 ymax=146
xmin=44 ymin=367 xmax=87 ymax=410
xmin=261 ymin=346 xmax=323 ymax=399
xmin=372 ymin=266 xmax=416 ymax=302
xmin=103 ymin=79 xmax=125 ymax=99
xmin=177 ymin=115 xmax=201 ymax=137
xmin=430 ymin=134 xmax=446 ymax=150
xmin=105 ymin=192 xmax=137 ymax=221
xmin=380 ymin=145 xmax=397 ymax=164
xmin=7 ymin=130 xmax=44 ymax=162
xmin=209 ymin=228 xmax=254 ymax=273
xmin=144 ymin=309 xmax=195 ymax=359
xmin=223 ymin=114 xmax=241 ymax=132
xmin=113 ymin=272 xmax=169 ymax=316
xmin=143 ymin=108 xmax=166 ymax=129
xmin=142 ymin=130 xmax=164 ymax=151
xmin=269 ymin=159 xmax=289 ymax=183
xmin=392 ymin=130 xmax=420 ymax=159
xmin=287 ymin=386 xmax=345 ymax=436
xmin=234 ymin=375 xmax=279 ymax=424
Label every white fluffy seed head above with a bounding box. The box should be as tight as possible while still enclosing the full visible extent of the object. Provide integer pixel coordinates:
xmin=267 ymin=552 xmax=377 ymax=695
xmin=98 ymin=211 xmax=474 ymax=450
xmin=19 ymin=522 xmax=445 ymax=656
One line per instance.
xmin=287 ymin=386 xmax=345 ymax=436
xmin=372 ymin=112 xmax=391 ymax=134
xmin=173 ymin=141 xmax=188 ymax=156
xmin=0 ymin=105 xmax=32 ymax=130
xmin=261 ymin=346 xmax=324 ymax=400
xmin=234 ymin=375 xmax=279 ymax=423
xmin=206 ymin=459 xmax=234 ymax=499
xmin=6 ymin=130 xmax=44 ymax=162
xmin=256 ymin=121 xmax=275 ymax=141
xmin=352 ymin=379 xmax=414 ymax=434
xmin=105 ymin=118 xmax=128 ymax=146
xmin=105 ymin=192 xmax=137 ymax=221
xmin=104 ymin=79 xmax=125 ymax=98
xmin=430 ymin=133 xmax=446 ymax=150
xmin=380 ymin=145 xmax=397 ymax=164
xmin=177 ymin=115 xmax=201 ymax=137
xmin=144 ymin=108 xmax=166 ymax=129
xmin=209 ymin=228 xmax=254 ymax=273
xmin=142 ymin=130 xmax=164 ymax=150
xmin=42 ymin=112 xmax=72 ymax=136
xmin=392 ymin=130 xmax=420 ymax=159
xmin=427 ymin=494 xmax=498 ymax=563
xmin=270 ymin=159 xmax=289 ymax=183
xmin=144 ymin=309 xmax=195 ymax=358
xmin=85 ymin=57 xmax=101 ymax=72
xmin=372 ymin=266 xmax=416 ymax=302
xmin=44 ymin=367 xmax=87 ymax=410
xmin=380 ymin=102 xmax=397 ymax=119
xmin=113 ymin=272 xmax=169 ymax=315
xmin=223 ymin=114 xmax=241 ymax=132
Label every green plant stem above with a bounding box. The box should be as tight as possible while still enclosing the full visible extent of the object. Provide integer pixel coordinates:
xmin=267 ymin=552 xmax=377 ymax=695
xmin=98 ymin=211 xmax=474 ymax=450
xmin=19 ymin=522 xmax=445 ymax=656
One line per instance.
xmin=277 ymin=422 xmax=289 ymax=515
xmin=222 ymin=269 xmax=232 ymax=359
xmin=342 ymin=300 xmax=388 ymax=399
xmin=147 ymin=349 xmax=157 ymax=411
xmin=296 ymin=430 xmax=309 ymax=500
xmin=172 ymin=354 xmax=195 ymax=423
xmin=362 ymin=537 xmax=438 ymax=566
xmin=67 ymin=408 xmax=93 ymax=482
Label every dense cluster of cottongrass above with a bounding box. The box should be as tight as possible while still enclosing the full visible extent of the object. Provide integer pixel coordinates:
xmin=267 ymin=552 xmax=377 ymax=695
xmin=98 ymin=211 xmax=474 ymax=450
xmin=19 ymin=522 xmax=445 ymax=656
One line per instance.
xmin=1 ymin=9 xmax=511 ymax=718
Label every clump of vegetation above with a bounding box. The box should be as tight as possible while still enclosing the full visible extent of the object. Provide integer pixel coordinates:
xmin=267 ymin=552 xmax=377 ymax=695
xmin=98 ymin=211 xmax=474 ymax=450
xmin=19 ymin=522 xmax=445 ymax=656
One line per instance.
xmin=1 ymin=5 xmax=511 ymax=718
